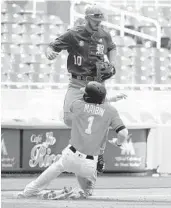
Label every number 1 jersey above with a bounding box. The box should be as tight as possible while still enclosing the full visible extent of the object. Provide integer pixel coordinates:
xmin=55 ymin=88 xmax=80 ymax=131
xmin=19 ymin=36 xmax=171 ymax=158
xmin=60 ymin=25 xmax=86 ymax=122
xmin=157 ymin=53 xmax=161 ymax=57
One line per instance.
xmin=69 ymin=99 xmax=125 ymax=156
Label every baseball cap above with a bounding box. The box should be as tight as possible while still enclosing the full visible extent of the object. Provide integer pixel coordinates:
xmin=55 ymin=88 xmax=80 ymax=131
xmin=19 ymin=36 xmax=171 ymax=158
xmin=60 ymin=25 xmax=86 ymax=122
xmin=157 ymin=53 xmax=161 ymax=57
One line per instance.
xmin=85 ymin=4 xmax=105 ymax=21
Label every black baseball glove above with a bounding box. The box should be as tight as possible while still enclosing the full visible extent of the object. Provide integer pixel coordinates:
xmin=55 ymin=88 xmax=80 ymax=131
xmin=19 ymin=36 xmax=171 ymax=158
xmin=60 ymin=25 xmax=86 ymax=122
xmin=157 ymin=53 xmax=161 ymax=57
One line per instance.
xmin=96 ymin=61 xmax=116 ymax=82
xmin=97 ymin=154 xmax=105 ymax=173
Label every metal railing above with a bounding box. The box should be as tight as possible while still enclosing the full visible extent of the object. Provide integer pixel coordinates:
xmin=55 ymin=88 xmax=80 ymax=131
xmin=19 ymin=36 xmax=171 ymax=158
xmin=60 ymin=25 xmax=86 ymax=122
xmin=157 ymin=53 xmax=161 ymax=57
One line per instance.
xmin=1 ymin=82 xmax=171 ymax=91
xmin=70 ymin=0 xmax=161 ymax=48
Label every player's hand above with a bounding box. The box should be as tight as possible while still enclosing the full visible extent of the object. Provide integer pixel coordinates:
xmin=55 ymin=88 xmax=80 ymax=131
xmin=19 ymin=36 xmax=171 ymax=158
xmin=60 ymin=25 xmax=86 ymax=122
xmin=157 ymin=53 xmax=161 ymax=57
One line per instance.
xmin=45 ymin=47 xmax=59 ymax=60
xmin=108 ymin=134 xmax=132 ymax=147
xmin=97 ymin=154 xmax=105 ymax=173
xmin=115 ymin=93 xmax=127 ymax=101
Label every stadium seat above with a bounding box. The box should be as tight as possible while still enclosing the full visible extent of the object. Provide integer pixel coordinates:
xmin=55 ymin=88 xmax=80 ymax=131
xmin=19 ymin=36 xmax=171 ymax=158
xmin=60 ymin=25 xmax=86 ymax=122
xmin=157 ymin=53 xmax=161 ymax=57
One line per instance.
xmin=22 ymin=55 xmax=43 ymax=64
xmin=1 ymin=62 xmax=12 ymax=73
xmin=162 ymin=27 xmax=171 ymax=37
xmin=1 ymin=23 xmax=22 ymax=34
xmin=123 ymin=36 xmax=136 ymax=47
xmin=37 ymin=15 xmax=63 ymax=25
xmin=1 ymin=33 xmax=12 ymax=43
xmin=21 ymin=14 xmax=40 ymax=24
xmin=39 ymin=64 xmax=52 ymax=74
xmin=153 ymin=48 xmax=170 ymax=58
xmin=21 ymin=23 xmax=40 ymax=34
xmin=28 ymin=72 xmax=39 ymax=82
xmin=20 ymin=34 xmax=39 ymax=44
xmin=7 ymin=72 xmax=20 ymax=82
xmin=1 ymin=53 xmax=11 ymax=66
xmin=37 ymin=73 xmax=50 ymax=82
xmin=39 ymin=44 xmax=49 ymax=53
xmin=1 ymin=33 xmax=22 ymax=44
xmin=1 ymin=73 xmax=8 ymax=82
xmin=1 ymin=2 xmax=21 ymax=14
xmin=140 ymin=6 xmax=159 ymax=19
xmin=19 ymin=44 xmax=40 ymax=55
xmin=161 ymin=7 xmax=171 ymax=19
xmin=1 ymin=13 xmax=23 ymax=24
xmin=40 ymin=24 xmax=61 ymax=35
xmin=117 ymin=47 xmax=133 ymax=58
xmin=132 ymin=46 xmax=152 ymax=58
xmin=139 ymin=26 xmax=157 ymax=37
xmin=115 ymin=55 xmax=132 ymax=68
xmin=49 ymin=72 xmax=60 ymax=82
xmin=132 ymin=56 xmax=152 ymax=68
xmin=17 ymin=64 xmax=30 ymax=73
xmin=158 ymin=18 xmax=170 ymax=27
xmin=10 ymin=54 xmax=21 ymax=65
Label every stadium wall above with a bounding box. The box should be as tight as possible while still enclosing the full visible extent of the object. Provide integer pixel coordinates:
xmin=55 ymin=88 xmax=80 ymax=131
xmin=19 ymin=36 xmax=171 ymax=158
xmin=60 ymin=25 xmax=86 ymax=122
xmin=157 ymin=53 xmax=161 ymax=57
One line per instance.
xmin=1 ymin=89 xmax=171 ymax=174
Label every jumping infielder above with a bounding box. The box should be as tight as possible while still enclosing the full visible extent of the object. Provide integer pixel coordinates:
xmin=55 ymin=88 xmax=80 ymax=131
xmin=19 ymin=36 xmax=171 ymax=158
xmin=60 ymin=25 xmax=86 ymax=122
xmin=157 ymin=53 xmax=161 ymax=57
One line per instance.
xmin=18 ymin=81 xmax=130 ymax=199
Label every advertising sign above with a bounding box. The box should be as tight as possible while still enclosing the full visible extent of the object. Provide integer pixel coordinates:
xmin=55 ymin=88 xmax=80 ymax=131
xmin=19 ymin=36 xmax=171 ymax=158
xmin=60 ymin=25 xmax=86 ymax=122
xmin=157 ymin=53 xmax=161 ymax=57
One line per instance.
xmin=104 ymin=129 xmax=148 ymax=172
xmin=22 ymin=129 xmax=70 ymax=171
xmin=22 ymin=128 xmax=149 ymax=172
xmin=1 ymin=129 xmax=20 ymax=171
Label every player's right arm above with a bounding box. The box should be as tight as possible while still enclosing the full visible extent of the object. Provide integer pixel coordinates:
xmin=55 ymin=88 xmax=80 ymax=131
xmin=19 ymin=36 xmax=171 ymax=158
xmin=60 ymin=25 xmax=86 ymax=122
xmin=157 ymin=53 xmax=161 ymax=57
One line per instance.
xmin=108 ymin=105 xmax=130 ymax=146
xmin=45 ymin=30 xmax=72 ymax=60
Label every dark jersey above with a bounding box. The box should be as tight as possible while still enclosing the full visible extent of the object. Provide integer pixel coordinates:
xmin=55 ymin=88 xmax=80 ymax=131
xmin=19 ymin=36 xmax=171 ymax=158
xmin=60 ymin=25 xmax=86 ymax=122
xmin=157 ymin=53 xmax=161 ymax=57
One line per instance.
xmin=49 ymin=26 xmax=116 ymax=76
xmin=69 ymin=99 xmax=125 ymax=156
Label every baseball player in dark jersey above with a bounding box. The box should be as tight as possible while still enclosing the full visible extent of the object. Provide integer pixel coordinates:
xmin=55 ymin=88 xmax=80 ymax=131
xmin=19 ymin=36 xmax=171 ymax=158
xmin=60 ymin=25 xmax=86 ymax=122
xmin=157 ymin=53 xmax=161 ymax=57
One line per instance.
xmin=17 ymin=81 xmax=130 ymax=200
xmin=46 ymin=4 xmax=126 ymax=127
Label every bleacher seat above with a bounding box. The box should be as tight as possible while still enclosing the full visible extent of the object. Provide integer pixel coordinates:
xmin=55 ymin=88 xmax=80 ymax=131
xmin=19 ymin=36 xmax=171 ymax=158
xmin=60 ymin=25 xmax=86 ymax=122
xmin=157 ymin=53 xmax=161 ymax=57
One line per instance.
xmin=21 ymin=14 xmax=40 ymax=24
xmin=115 ymin=55 xmax=132 ymax=68
xmin=1 ymin=73 xmax=8 ymax=82
xmin=132 ymin=46 xmax=152 ymax=58
xmin=117 ymin=47 xmax=133 ymax=57
xmin=21 ymin=23 xmax=40 ymax=34
xmin=19 ymin=45 xmax=40 ymax=55
xmin=132 ymin=56 xmax=152 ymax=68
xmin=1 ymin=13 xmax=23 ymax=24
xmin=20 ymin=34 xmax=40 ymax=44
xmin=140 ymin=6 xmax=159 ymax=19
xmin=1 ymin=23 xmax=22 ymax=34
xmin=36 ymin=15 xmax=63 ymax=25
xmin=1 ymin=3 xmax=21 ymax=14
xmin=162 ymin=27 xmax=171 ymax=37
xmin=161 ymin=7 xmax=171 ymax=19
xmin=139 ymin=26 xmax=157 ymax=37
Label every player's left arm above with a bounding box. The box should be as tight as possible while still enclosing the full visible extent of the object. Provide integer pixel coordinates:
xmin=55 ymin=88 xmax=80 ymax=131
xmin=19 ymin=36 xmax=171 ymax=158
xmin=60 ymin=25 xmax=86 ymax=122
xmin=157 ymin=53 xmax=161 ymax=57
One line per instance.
xmin=106 ymin=32 xmax=117 ymax=66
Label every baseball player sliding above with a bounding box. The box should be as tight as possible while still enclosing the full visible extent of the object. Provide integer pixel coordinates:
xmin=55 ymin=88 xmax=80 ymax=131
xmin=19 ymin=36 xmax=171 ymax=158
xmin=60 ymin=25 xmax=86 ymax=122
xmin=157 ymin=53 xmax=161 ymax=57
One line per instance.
xmin=45 ymin=4 xmax=127 ymax=195
xmin=17 ymin=81 xmax=130 ymax=200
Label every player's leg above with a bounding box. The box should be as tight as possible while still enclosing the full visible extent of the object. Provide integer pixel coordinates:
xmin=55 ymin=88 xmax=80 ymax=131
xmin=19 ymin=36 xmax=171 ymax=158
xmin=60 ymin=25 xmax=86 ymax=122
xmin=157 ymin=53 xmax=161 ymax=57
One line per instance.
xmin=20 ymin=157 xmax=65 ymax=198
xmin=75 ymin=155 xmax=98 ymax=197
xmin=63 ymin=80 xmax=85 ymax=127
xmin=76 ymin=171 xmax=97 ymax=197
xmin=18 ymin=146 xmax=76 ymax=198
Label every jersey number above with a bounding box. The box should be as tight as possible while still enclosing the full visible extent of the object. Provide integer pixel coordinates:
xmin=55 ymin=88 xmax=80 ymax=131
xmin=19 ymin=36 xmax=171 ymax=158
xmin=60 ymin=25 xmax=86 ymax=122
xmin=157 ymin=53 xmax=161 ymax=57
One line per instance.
xmin=74 ymin=55 xmax=82 ymax=66
xmin=85 ymin=116 xmax=94 ymax=135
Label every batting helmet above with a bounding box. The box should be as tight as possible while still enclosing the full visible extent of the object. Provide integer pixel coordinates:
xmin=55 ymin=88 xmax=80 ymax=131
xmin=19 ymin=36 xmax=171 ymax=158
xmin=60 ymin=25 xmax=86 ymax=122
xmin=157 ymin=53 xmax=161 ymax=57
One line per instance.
xmin=85 ymin=4 xmax=105 ymax=22
xmin=83 ymin=81 xmax=106 ymax=104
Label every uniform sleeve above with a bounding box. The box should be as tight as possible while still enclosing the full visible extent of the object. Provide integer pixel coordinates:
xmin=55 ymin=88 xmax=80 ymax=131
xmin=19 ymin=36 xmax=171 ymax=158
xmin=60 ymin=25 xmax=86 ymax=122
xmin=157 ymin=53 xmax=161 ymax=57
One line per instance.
xmin=49 ymin=30 xmax=72 ymax=52
xmin=106 ymin=32 xmax=116 ymax=52
xmin=109 ymin=105 xmax=126 ymax=133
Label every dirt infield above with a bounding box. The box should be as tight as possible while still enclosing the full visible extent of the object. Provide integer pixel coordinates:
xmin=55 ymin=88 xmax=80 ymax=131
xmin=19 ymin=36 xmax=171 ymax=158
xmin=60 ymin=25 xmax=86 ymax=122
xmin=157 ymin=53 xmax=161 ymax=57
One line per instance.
xmin=1 ymin=176 xmax=171 ymax=208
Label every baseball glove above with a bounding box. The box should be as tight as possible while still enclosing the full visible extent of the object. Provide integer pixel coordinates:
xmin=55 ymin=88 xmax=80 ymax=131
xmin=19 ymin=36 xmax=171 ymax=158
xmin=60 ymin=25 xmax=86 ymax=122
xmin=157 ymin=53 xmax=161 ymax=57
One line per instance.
xmin=97 ymin=154 xmax=105 ymax=173
xmin=96 ymin=61 xmax=116 ymax=82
